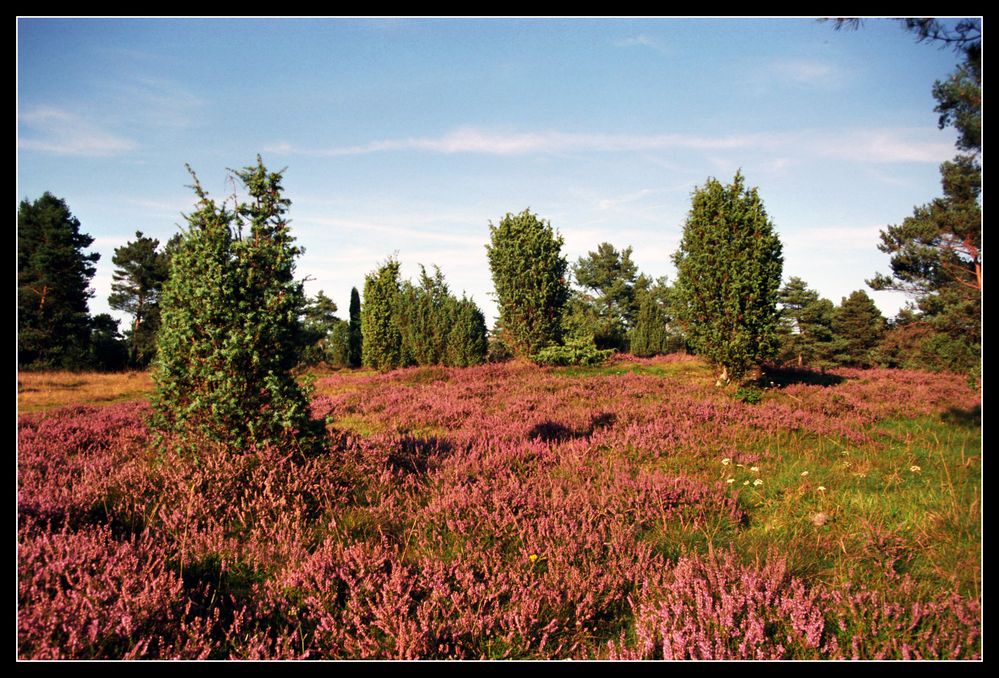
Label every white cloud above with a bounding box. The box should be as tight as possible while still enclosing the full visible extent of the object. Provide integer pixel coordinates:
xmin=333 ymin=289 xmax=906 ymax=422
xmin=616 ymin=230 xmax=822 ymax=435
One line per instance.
xmin=613 ymin=34 xmax=670 ymax=54
xmin=781 ymin=225 xmax=885 ymax=251
xmin=812 ymin=129 xmax=954 ymax=164
xmin=771 ymin=58 xmax=842 ymax=86
xmin=267 ymin=128 xmax=767 ymax=158
xmin=266 ymin=125 xmax=951 ymax=165
xmin=19 ymin=106 xmax=137 ymax=156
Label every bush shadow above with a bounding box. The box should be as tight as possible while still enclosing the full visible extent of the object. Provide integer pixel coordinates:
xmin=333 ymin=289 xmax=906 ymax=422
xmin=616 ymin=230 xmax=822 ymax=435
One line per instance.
xmin=758 ymin=365 xmax=846 ymax=388
xmin=941 ymin=404 xmax=981 ymax=428
xmin=528 ymin=412 xmax=617 ymax=443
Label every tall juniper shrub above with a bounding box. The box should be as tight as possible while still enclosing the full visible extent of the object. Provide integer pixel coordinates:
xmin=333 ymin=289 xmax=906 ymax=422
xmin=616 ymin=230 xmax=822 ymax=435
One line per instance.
xmin=151 ymin=157 xmax=324 ymax=454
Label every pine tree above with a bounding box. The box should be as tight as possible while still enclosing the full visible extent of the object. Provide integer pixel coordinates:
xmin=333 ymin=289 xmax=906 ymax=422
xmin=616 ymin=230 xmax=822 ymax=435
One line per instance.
xmin=777 ymin=277 xmax=843 ymax=369
xmin=151 ymin=157 xmax=322 ymax=453
xmin=570 ymin=243 xmax=642 ymax=350
xmin=672 ymin=172 xmax=784 ymax=383
xmin=108 ymin=231 xmax=171 ymax=367
xmin=486 ymin=209 xmax=570 ymax=357
xmin=18 ymin=192 xmax=100 ymax=370
xmin=299 ymin=290 xmax=340 ymax=366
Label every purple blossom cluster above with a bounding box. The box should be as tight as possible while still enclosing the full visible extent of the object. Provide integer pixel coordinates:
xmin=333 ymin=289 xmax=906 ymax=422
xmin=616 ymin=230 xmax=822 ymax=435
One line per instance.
xmin=18 ymin=359 xmax=980 ymax=659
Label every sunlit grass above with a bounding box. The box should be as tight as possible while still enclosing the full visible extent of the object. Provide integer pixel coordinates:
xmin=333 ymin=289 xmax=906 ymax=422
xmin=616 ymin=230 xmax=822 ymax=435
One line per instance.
xmin=17 ymin=370 xmax=154 ymax=413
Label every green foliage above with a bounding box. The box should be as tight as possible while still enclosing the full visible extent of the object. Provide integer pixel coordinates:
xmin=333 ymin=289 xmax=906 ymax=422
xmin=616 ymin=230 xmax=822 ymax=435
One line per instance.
xmin=324 ymin=320 xmax=352 ymax=368
xmin=108 ymin=231 xmax=173 ymax=368
xmin=733 ymin=386 xmax=763 ymax=405
xmin=629 ymin=280 xmax=684 ymax=357
xmin=151 ymin=157 xmax=323 ymax=454
xmin=568 ymin=243 xmax=644 ymax=350
xmin=87 ymin=313 xmax=129 ymax=371
xmin=486 ymin=209 xmax=570 ymax=357
xmin=672 ymin=172 xmax=784 ymax=382
xmin=299 ymin=290 xmax=341 ymax=366
xmin=446 ymin=296 xmax=489 ymax=367
xmin=18 ymin=192 xmax=101 ymax=370
xmin=363 ymin=261 xmax=487 ymax=371
xmin=398 ymin=267 xmax=452 ymax=366
xmin=531 ymin=334 xmax=614 ymax=367
xmin=348 ymin=286 xmax=363 ymax=368
xmin=867 ymin=19 xmax=980 ymax=377
xmin=874 ymin=301 xmax=980 ymax=378
xmin=362 ymin=259 xmax=404 ymax=371
xmin=832 ymin=290 xmax=886 ymax=368
xmin=777 ymin=277 xmax=844 ymax=370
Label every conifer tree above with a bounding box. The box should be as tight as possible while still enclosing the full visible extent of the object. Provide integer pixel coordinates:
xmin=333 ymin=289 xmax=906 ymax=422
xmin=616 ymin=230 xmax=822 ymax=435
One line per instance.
xmin=348 ymin=286 xmax=363 ymax=368
xmin=832 ymin=290 xmax=886 ymax=368
xmin=672 ymin=172 xmax=783 ymax=383
xmin=486 ymin=209 xmax=570 ymax=357
xmin=108 ymin=231 xmax=172 ymax=367
xmin=630 ymin=285 xmax=680 ymax=357
xmin=152 ymin=157 xmax=322 ymax=453
xmin=777 ymin=277 xmax=843 ymax=369
xmin=18 ymin=192 xmax=100 ymax=370
xmin=362 ymin=259 xmax=404 ymax=371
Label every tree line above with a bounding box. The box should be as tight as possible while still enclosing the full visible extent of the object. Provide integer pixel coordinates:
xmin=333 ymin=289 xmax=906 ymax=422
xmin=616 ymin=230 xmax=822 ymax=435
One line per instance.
xmin=18 ymin=19 xmax=979 ymax=388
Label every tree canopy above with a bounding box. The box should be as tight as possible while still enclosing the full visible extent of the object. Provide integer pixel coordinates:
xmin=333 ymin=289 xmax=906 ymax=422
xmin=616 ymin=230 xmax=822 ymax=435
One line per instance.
xmin=861 ymin=17 xmax=981 ymax=376
xmin=151 ymin=157 xmax=323 ymax=453
xmin=108 ymin=231 xmax=174 ymax=367
xmin=486 ymin=209 xmax=570 ymax=357
xmin=18 ymin=192 xmax=101 ymax=370
xmin=672 ymin=172 xmax=783 ymax=383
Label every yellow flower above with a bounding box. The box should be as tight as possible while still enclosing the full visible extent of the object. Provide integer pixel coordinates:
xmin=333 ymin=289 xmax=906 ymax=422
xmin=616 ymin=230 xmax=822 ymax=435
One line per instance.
xmin=529 ymin=554 xmax=539 ymax=563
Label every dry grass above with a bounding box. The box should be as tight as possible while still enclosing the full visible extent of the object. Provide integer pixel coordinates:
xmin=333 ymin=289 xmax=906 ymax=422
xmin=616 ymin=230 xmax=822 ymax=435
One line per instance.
xmin=17 ymin=371 xmax=154 ymax=414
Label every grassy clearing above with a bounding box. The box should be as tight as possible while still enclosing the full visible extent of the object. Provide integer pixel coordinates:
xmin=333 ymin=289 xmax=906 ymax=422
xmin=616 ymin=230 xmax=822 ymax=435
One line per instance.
xmin=17 ymin=370 xmax=155 ymax=413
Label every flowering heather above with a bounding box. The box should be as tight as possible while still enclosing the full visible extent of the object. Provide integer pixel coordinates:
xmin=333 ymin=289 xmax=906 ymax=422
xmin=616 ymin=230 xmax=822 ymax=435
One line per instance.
xmin=18 ymin=357 xmax=980 ymax=659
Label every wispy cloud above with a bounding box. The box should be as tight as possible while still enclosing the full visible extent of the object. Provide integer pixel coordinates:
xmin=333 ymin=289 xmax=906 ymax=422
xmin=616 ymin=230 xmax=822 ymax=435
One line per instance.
xmin=770 ymin=58 xmax=843 ymax=87
xmin=812 ymin=130 xmax=953 ymax=164
xmin=113 ymin=76 xmax=205 ymax=129
xmin=613 ymin=34 xmax=671 ymax=54
xmin=19 ymin=106 xmax=137 ymax=156
xmin=266 ymin=128 xmax=765 ymax=158
xmin=267 ymin=125 xmax=951 ymax=165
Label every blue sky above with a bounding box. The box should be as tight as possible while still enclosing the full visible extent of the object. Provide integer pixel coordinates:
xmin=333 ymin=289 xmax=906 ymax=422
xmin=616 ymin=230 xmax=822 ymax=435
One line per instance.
xmin=17 ymin=17 xmax=970 ymax=329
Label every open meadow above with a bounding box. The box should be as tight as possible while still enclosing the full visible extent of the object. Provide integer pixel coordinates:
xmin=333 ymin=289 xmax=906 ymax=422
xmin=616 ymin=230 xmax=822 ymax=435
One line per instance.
xmin=17 ymin=355 xmax=981 ymax=659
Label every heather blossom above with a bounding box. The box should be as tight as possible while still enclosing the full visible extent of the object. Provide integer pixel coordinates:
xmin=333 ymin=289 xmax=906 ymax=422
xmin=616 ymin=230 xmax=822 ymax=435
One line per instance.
xmin=16 ymin=358 xmax=980 ymax=659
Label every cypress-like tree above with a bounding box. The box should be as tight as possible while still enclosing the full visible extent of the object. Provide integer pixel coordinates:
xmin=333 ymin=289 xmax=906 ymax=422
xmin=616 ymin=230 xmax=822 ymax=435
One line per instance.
xmin=446 ymin=296 xmax=489 ymax=367
xmin=630 ymin=294 xmax=676 ymax=357
xmin=486 ymin=209 xmax=570 ymax=357
xmin=672 ymin=172 xmax=783 ymax=383
xmin=348 ymin=286 xmax=363 ymax=368
xmin=151 ymin=157 xmax=323 ymax=453
xmin=362 ymin=259 xmax=404 ymax=371
xmin=18 ymin=192 xmax=100 ymax=370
